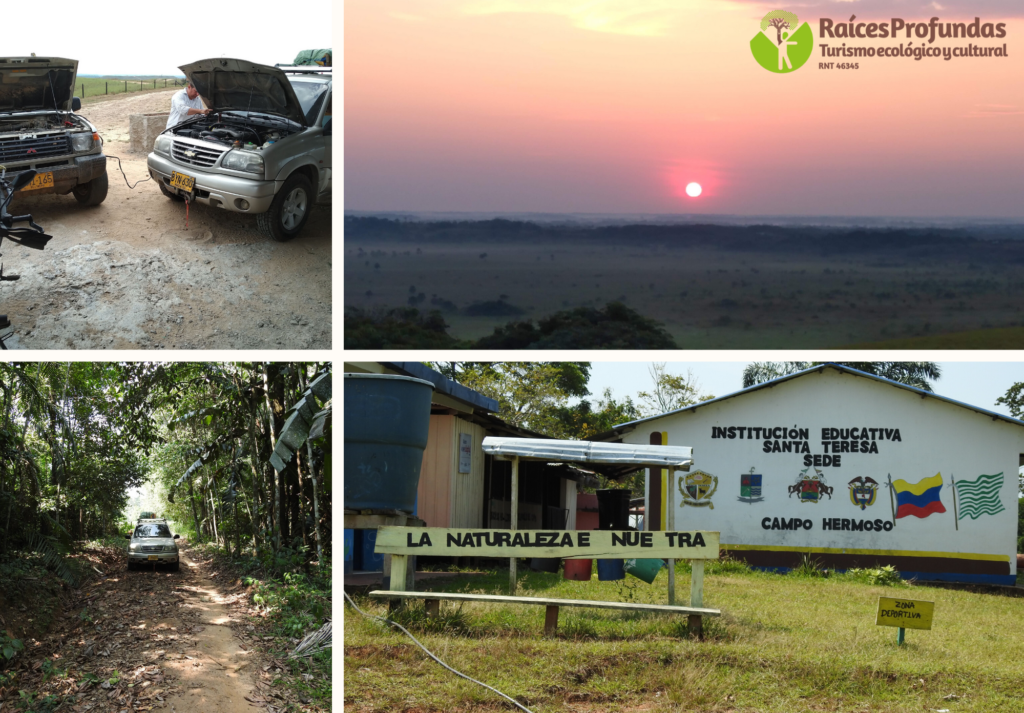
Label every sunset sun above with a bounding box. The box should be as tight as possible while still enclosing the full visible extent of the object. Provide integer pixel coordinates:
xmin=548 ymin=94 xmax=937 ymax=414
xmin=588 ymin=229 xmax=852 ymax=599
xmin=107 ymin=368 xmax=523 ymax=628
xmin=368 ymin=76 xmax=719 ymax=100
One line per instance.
xmin=685 ymin=182 xmax=702 ymax=198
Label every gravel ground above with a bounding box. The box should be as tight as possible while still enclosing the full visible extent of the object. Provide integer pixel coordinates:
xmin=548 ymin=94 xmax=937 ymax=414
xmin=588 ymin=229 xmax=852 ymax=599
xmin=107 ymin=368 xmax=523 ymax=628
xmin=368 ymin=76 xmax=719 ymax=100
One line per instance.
xmin=1 ymin=89 xmax=332 ymax=349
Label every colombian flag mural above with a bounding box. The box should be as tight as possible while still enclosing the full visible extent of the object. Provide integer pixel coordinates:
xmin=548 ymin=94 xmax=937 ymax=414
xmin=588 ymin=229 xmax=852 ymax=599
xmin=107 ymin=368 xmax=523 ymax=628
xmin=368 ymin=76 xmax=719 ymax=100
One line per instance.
xmin=890 ymin=473 xmax=947 ymax=519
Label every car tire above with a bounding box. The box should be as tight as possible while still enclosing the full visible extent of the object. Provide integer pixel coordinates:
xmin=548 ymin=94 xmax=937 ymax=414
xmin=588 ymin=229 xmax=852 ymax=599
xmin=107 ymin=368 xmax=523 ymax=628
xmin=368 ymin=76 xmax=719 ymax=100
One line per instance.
xmin=72 ymin=172 xmax=108 ymax=206
xmin=159 ymin=181 xmax=185 ymax=202
xmin=127 ymin=560 xmax=135 ymax=571
xmin=171 ymin=561 xmax=180 ymax=572
xmin=257 ymin=173 xmax=313 ymax=242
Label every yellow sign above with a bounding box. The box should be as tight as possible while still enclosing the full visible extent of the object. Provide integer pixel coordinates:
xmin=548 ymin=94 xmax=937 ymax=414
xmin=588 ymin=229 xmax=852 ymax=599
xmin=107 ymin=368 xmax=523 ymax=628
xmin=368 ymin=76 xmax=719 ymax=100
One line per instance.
xmin=876 ymin=597 xmax=934 ymax=630
xmin=374 ymin=527 xmax=720 ymax=560
xmin=20 ymin=172 xmax=53 ymax=192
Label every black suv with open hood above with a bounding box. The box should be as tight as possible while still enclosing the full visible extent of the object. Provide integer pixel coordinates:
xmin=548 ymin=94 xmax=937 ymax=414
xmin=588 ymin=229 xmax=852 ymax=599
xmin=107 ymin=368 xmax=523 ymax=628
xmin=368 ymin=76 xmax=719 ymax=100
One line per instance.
xmin=0 ymin=56 xmax=108 ymax=205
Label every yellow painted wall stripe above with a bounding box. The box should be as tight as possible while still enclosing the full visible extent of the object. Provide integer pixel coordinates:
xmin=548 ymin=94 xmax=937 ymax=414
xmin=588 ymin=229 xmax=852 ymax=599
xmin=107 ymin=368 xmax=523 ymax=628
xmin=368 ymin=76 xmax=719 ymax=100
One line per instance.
xmin=723 ymin=543 xmax=1009 ymax=562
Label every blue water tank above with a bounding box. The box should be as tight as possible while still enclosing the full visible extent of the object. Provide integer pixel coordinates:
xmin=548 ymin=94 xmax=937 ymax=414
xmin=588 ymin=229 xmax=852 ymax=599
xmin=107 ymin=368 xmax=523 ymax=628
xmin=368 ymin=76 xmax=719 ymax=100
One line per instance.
xmin=345 ymin=373 xmax=435 ymax=512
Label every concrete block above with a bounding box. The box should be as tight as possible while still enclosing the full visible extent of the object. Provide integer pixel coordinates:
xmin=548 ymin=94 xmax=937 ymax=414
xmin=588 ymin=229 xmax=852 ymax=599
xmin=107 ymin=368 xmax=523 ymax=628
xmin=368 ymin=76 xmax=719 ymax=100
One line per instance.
xmin=129 ymin=113 xmax=169 ymax=153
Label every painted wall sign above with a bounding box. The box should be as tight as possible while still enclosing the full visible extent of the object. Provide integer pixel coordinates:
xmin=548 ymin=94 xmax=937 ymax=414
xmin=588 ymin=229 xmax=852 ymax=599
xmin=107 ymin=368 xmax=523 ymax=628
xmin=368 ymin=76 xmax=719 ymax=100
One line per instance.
xmin=458 ymin=432 xmax=472 ymax=473
xmin=624 ymin=368 xmax=1021 ymax=585
xmin=876 ymin=597 xmax=934 ymax=630
xmin=374 ymin=526 xmax=721 ymax=559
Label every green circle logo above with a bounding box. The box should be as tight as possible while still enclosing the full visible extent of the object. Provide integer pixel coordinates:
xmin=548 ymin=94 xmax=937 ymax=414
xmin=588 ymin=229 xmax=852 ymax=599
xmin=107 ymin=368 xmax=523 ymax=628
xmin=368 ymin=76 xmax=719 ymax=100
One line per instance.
xmin=750 ymin=9 xmax=813 ymax=73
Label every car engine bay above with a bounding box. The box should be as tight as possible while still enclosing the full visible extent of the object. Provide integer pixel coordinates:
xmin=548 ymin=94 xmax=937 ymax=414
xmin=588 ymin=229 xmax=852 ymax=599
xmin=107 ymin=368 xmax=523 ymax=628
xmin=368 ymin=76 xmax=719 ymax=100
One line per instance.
xmin=0 ymin=112 xmax=90 ymax=135
xmin=169 ymin=114 xmax=295 ymax=149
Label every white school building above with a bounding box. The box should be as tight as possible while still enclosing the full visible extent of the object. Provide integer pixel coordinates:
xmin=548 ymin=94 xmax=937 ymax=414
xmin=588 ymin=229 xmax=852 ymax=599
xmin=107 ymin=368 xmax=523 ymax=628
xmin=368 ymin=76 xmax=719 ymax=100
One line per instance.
xmin=599 ymin=364 xmax=1021 ymax=585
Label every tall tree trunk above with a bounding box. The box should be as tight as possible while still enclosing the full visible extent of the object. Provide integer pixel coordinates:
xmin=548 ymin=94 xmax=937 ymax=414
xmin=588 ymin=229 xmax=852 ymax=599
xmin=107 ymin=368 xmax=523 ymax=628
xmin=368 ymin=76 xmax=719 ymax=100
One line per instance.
xmin=264 ymin=365 xmax=282 ymax=551
xmin=266 ymin=364 xmax=290 ymax=545
xmin=208 ymin=481 xmax=219 ymax=545
xmin=247 ymin=398 xmax=264 ymax=549
xmin=195 ymin=476 xmax=208 ymax=540
xmin=285 ymin=368 xmax=300 ymax=546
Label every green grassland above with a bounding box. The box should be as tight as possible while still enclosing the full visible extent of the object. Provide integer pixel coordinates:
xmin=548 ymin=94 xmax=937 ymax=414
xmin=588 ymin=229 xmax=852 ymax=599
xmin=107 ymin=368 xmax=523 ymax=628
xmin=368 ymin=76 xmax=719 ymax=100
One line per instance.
xmin=75 ymin=76 xmax=182 ymax=100
xmin=345 ymin=235 xmax=1024 ymax=349
xmin=344 ymin=562 xmax=1024 ymax=712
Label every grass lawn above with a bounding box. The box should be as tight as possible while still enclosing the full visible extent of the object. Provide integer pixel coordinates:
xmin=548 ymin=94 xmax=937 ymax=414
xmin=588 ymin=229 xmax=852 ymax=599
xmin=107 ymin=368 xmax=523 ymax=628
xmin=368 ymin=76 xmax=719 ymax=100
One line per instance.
xmin=344 ymin=561 xmax=1024 ymax=712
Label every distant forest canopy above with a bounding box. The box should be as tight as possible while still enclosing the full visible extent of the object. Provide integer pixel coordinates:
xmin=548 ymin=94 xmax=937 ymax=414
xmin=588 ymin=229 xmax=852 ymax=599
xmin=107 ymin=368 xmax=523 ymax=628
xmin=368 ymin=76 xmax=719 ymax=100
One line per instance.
xmin=345 ymin=216 xmax=1024 ymax=255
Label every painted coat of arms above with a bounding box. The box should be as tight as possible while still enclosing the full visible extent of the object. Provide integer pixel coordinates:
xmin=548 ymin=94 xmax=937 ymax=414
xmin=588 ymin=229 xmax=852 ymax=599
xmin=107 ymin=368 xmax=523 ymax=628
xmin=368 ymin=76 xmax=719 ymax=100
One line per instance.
xmin=679 ymin=470 xmax=718 ymax=509
xmin=788 ymin=467 xmax=832 ymax=503
xmin=848 ymin=476 xmax=879 ymax=510
xmin=738 ymin=467 xmax=764 ymax=503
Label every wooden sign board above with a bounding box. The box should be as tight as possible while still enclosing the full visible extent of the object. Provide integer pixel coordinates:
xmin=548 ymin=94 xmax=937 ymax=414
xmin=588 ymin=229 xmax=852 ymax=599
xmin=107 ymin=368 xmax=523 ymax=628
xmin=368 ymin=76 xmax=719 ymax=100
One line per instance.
xmin=876 ymin=597 xmax=934 ymax=630
xmin=375 ymin=527 xmax=720 ymax=560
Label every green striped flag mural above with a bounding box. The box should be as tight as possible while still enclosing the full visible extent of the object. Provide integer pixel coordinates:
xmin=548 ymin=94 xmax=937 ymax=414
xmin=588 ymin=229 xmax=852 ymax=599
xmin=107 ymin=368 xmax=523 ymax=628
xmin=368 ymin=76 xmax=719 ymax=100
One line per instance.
xmin=954 ymin=472 xmax=1005 ymax=521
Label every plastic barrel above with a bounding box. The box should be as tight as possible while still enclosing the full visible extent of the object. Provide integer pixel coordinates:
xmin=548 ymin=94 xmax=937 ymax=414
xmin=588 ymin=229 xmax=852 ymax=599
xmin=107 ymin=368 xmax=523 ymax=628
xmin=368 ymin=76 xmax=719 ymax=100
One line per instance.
xmin=563 ymin=559 xmax=592 ymax=581
xmin=624 ymin=558 xmax=665 ymax=584
xmin=530 ymin=558 xmax=560 ymax=573
xmin=597 ymin=559 xmax=625 ymax=581
xmin=345 ymin=374 xmax=435 ymax=512
xmin=596 ymin=489 xmax=631 ymax=530
xmin=360 ymin=528 xmax=385 ymax=572
xmin=343 ymin=529 xmax=354 ymax=575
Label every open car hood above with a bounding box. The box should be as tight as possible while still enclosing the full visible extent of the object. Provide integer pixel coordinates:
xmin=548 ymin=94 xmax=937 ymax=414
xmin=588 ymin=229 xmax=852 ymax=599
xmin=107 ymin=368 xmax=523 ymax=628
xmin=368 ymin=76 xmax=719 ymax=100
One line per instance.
xmin=0 ymin=57 xmax=78 ymax=113
xmin=180 ymin=58 xmax=307 ymax=126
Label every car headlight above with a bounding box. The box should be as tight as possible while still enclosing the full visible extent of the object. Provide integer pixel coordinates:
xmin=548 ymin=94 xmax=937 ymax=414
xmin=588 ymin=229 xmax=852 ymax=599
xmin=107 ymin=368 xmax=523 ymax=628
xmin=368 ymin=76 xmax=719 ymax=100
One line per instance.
xmin=71 ymin=132 xmax=97 ymax=152
xmin=221 ymin=149 xmax=264 ymax=175
xmin=165 ymin=546 xmax=177 ymax=552
xmin=154 ymin=134 xmax=172 ymax=156
xmin=129 ymin=543 xmax=139 ymax=551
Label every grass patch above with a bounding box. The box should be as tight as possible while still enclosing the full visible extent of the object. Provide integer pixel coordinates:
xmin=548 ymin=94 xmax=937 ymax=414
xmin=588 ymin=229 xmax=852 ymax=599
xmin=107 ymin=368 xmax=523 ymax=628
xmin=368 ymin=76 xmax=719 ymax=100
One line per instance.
xmin=844 ymin=326 xmax=1024 ymax=349
xmin=75 ymin=76 xmax=182 ymax=100
xmin=345 ymin=564 xmax=1024 ymax=712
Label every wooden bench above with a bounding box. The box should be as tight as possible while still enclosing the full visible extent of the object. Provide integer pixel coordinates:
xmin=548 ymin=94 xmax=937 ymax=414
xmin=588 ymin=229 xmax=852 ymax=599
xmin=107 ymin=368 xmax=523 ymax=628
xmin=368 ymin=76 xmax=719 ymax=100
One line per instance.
xmin=371 ymin=526 xmax=723 ymax=638
xmin=369 ymin=590 xmax=720 ymax=635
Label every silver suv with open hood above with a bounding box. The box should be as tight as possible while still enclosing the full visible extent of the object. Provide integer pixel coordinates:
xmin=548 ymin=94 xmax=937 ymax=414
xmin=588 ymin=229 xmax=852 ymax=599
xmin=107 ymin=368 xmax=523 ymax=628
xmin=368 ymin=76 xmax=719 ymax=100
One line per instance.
xmin=126 ymin=519 xmax=180 ymax=571
xmin=0 ymin=56 xmax=108 ymax=205
xmin=147 ymin=58 xmax=332 ymax=241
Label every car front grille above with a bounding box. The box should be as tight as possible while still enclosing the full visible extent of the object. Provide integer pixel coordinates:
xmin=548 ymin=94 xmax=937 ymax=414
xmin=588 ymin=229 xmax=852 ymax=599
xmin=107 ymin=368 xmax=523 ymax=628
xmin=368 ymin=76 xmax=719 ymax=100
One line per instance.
xmin=141 ymin=545 xmax=165 ymax=552
xmin=171 ymin=140 xmax=225 ymax=168
xmin=0 ymin=133 xmax=72 ymax=163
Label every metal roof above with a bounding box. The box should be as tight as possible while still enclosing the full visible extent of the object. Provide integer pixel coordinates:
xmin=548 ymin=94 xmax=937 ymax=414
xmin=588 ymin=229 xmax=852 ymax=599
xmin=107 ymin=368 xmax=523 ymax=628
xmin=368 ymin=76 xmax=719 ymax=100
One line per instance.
xmin=482 ymin=436 xmax=693 ymax=469
xmin=601 ymin=363 xmax=1024 ymax=436
xmin=381 ymin=362 xmax=499 ymax=413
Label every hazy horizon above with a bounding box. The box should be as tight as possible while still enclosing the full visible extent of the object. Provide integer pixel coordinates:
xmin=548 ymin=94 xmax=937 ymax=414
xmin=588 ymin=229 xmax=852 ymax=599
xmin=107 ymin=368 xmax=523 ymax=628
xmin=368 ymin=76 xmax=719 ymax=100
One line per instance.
xmin=345 ymin=208 xmax=1024 ymax=229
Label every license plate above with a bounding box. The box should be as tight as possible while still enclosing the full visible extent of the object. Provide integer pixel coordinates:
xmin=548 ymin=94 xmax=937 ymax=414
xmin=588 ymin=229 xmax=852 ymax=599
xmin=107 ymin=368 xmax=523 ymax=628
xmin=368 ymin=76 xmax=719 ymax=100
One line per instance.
xmin=169 ymin=171 xmax=195 ymax=191
xmin=148 ymin=555 xmax=159 ymax=561
xmin=20 ymin=172 xmax=53 ymax=192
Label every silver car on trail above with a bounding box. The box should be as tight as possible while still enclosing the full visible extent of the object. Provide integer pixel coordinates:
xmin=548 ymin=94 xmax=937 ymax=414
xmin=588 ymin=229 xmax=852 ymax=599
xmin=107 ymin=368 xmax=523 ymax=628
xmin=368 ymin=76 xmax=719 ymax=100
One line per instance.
xmin=126 ymin=520 xmax=181 ymax=571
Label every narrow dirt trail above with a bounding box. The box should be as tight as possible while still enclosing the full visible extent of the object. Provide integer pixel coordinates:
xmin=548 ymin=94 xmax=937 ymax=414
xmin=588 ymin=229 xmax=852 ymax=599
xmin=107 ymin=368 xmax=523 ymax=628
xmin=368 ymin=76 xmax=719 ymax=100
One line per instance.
xmin=161 ymin=551 xmax=254 ymax=713
xmin=14 ymin=542 xmax=276 ymax=712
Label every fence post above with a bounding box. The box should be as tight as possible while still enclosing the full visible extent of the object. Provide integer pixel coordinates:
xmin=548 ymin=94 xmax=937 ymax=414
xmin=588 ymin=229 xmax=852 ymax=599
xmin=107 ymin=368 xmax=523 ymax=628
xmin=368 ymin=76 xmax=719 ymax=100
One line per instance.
xmin=105 ymin=81 xmax=108 ymax=95
xmin=124 ymin=81 xmax=127 ymax=92
xmin=81 ymin=83 xmax=84 ymax=97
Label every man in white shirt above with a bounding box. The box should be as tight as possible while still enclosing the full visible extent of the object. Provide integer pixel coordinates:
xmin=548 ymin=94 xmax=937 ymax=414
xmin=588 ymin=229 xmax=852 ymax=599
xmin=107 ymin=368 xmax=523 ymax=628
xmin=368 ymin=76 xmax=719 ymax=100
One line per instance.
xmin=165 ymin=82 xmax=210 ymax=129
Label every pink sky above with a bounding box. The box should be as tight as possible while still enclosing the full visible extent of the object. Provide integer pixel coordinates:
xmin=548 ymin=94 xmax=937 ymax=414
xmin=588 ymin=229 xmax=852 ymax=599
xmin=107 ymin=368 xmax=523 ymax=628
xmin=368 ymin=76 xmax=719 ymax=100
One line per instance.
xmin=346 ymin=1 xmax=1024 ymax=217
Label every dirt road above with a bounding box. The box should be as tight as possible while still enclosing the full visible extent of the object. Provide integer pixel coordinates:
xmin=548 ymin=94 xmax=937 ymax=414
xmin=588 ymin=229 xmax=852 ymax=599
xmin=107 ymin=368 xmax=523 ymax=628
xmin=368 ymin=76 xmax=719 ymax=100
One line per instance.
xmin=160 ymin=551 xmax=256 ymax=713
xmin=1 ymin=89 xmax=331 ymax=349
xmin=13 ymin=542 xmax=298 ymax=712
